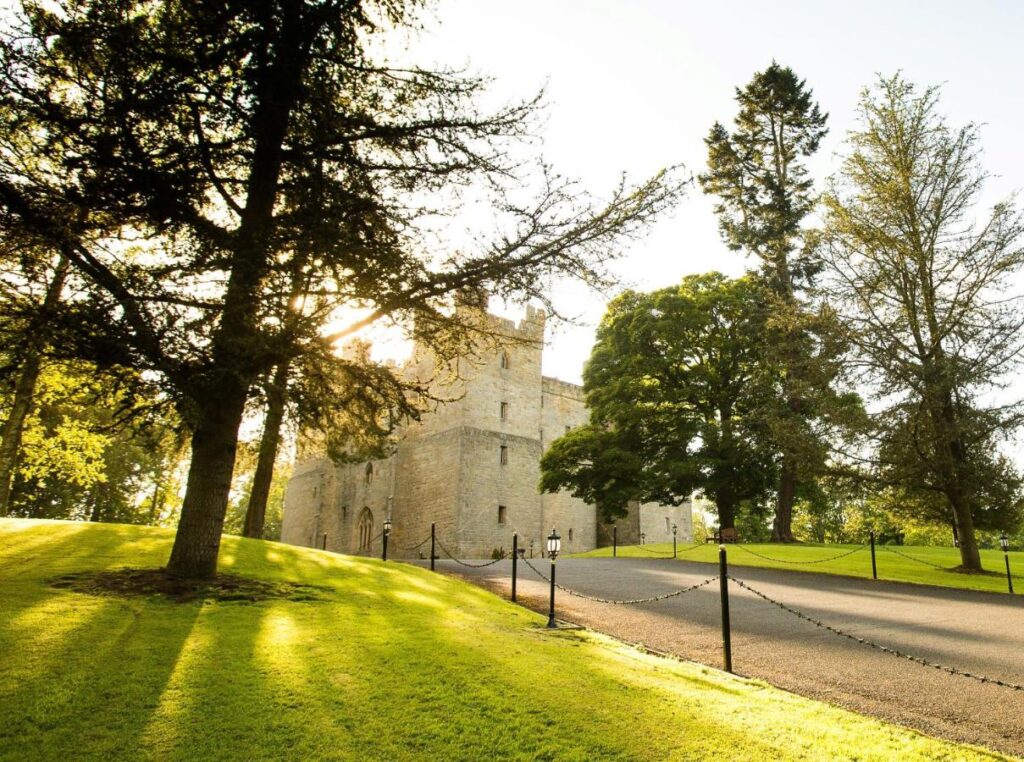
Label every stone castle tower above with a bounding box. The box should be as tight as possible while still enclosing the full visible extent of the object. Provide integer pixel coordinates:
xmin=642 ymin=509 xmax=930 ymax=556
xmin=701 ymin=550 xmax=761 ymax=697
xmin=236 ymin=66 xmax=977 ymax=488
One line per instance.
xmin=280 ymin=305 xmax=692 ymax=558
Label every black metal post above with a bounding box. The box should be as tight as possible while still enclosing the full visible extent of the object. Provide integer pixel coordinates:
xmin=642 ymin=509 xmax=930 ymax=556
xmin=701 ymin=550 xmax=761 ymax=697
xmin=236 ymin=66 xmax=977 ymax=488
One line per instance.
xmin=547 ymin=558 xmax=557 ymax=628
xmin=430 ymin=522 xmax=436 ymax=572
xmin=673 ymin=533 xmax=677 ymax=559
xmin=512 ymin=533 xmax=518 ymax=602
xmin=382 ymin=531 xmax=388 ymax=562
xmin=613 ymin=525 xmax=617 ymax=558
xmin=719 ymin=545 xmax=732 ymax=673
xmin=1005 ymin=552 xmax=1015 ymax=595
xmin=869 ymin=530 xmax=877 ymax=580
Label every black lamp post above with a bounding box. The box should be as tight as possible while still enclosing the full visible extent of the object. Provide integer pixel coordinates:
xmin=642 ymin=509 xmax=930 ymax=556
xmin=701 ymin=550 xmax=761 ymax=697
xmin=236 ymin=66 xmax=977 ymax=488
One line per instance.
xmin=382 ymin=518 xmax=392 ymax=562
xmin=546 ymin=528 xmax=561 ymax=628
xmin=1000 ymin=533 xmax=1014 ymax=594
xmin=640 ymin=532 xmax=646 ymax=545
xmin=672 ymin=523 xmax=678 ymax=558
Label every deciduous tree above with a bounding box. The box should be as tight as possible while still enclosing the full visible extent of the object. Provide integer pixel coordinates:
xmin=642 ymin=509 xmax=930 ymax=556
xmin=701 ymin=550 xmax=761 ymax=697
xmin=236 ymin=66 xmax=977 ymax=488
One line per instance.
xmin=541 ymin=274 xmax=776 ymax=531
xmin=821 ymin=75 xmax=1024 ymax=571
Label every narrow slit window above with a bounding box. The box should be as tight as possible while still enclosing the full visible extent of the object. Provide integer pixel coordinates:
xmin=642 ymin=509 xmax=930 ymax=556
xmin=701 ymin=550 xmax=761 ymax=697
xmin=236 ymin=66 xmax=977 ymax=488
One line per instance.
xmin=568 ymin=528 xmax=574 ymax=542
xmin=500 ymin=351 xmax=511 ymax=370
xmin=500 ymin=445 xmax=508 ymax=465
xmin=500 ymin=402 xmax=509 ymax=421
xmin=498 ymin=505 xmax=508 ymax=524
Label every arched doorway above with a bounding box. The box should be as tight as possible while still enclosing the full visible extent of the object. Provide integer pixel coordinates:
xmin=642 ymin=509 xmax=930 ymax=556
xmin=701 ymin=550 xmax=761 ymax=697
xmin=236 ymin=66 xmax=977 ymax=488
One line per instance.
xmin=357 ymin=507 xmax=374 ymax=551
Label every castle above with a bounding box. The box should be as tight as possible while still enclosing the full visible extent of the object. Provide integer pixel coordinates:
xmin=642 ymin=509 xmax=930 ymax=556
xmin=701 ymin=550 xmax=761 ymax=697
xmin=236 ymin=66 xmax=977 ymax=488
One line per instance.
xmin=280 ymin=306 xmax=692 ymax=558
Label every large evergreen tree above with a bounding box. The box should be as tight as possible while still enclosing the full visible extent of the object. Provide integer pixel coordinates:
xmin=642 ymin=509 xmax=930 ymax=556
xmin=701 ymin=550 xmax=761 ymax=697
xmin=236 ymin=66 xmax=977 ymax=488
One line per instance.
xmin=699 ymin=63 xmax=841 ymax=541
xmin=0 ymin=1 xmax=683 ymax=578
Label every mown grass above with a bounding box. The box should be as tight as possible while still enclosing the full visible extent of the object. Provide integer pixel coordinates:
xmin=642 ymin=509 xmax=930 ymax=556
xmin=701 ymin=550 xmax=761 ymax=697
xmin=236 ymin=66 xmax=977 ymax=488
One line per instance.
xmin=574 ymin=540 xmax=1022 ymax=594
xmin=0 ymin=519 xmax=1010 ymax=761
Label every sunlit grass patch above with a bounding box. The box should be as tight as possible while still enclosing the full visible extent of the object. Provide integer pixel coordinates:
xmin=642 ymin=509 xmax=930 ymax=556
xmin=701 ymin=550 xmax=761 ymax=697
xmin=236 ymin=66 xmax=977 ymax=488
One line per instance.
xmin=0 ymin=518 xmax=1008 ymax=761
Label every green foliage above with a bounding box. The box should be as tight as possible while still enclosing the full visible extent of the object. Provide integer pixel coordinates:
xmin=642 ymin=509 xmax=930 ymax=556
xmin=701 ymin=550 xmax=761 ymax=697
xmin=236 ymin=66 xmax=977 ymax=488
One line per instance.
xmin=699 ymin=62 xmax=828 ymax=294
xmin=2 ymin=361 xmax=181 ymax=524
xmin=542 ymin=273 xmax=777 ymax=527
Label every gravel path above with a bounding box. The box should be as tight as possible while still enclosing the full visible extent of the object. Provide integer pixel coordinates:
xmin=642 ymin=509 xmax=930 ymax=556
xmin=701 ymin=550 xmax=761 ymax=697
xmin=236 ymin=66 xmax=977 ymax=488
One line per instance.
xmin=422 ymin=556 xmax=1024 ymax=758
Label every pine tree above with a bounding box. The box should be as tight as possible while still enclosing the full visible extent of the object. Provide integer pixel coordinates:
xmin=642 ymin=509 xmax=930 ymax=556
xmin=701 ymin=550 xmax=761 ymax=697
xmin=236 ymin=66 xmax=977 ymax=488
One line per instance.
xmin=699 ymin=63 xmax=836 ymax=542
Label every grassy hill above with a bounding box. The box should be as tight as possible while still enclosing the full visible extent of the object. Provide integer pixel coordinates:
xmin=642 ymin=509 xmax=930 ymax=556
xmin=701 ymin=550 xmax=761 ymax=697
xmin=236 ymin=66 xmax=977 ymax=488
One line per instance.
xmin=0 ymin=519 xmax=1009 ymax=761
xmin=574 ymin=541 xmax=1022 ymax=594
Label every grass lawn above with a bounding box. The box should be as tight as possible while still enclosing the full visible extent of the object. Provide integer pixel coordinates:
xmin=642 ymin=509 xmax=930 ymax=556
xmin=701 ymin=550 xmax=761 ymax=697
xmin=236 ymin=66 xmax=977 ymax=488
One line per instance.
xmin=0 ymin=519 xmax=1010 ymax=761
xmin=574 ymin=540 xmax=1022 ymax=594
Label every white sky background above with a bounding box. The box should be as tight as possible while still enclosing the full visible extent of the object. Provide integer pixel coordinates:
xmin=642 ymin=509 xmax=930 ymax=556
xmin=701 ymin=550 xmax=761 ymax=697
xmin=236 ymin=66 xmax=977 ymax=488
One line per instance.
xmin=377 ymin=0 xmax=1024 ymax=385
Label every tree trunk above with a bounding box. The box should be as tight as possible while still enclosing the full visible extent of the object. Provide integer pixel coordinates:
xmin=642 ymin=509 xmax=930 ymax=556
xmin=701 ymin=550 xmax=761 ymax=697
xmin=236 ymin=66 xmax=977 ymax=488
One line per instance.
xmin=771 ymin=457 xmax=798 ymax=542
xmin=949 ymin=489 xmax=982 ymax=570
xmin=0 ymin=257 xmax=69 ymax=516
xmin=166 ymin=378 xmax=249 ymax=579
xmin=243 ymin=360 xmax=289 ymax=538
xmin=714 ymin=487 xmax=736 ymax=532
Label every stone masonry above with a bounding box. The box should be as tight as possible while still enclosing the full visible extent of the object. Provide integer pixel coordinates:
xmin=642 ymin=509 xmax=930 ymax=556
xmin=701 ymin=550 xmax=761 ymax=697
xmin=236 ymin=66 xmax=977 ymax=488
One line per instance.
xmin=280 ymin=306 xmax=692 ymax=558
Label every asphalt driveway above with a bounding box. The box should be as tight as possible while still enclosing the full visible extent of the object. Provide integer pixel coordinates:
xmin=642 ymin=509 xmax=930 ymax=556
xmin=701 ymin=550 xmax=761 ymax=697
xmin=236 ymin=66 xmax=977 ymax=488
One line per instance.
xmin=424 ymin=556 xmax=1024 ymax=757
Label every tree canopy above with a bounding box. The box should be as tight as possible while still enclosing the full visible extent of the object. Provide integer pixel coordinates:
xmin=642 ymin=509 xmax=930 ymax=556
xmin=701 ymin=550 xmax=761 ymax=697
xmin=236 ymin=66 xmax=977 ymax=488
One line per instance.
xmin=0 ymin=0 xmax=684 ymax=578
xmin=541 ymin=273 xmax=776 ymax=530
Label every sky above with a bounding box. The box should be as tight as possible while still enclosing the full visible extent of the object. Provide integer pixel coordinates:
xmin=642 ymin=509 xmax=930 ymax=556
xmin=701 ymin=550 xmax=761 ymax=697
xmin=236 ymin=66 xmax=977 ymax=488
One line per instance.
xmin=378 ymin=0 xmax=1024 ymax=384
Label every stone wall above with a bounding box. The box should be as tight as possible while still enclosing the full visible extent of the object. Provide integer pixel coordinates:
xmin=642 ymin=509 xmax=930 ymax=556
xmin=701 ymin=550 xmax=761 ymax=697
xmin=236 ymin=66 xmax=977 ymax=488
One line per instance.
xmin=280 ymin=304 xmax=695 ymax=560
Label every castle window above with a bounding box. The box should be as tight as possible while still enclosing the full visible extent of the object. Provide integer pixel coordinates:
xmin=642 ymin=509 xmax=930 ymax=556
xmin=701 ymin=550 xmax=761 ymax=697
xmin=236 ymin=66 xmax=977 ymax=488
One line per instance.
xmin=498 ymin=505 xmax=508 ymax=524
xmin=500 ymin=351 xmax=511 ymax=370
xmin=568 ymin=528 xmax=574 ymax=542
xmin=365 ymin=462 xmax=374 ymax=484
xmin=665 ymin=517 xmax=670 ymax=533
xmin=500 ymin=445 xmax=508 ymax=465
xmin=357 ymin=507 xmax=374 ymax=551
xmin=500 ymin=401 xmax=509 ymax=421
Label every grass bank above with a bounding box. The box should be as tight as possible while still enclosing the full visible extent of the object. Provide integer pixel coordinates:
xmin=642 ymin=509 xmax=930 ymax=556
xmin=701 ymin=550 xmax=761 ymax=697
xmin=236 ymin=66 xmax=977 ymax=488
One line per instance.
xmin=573 ymin=540 xmax=1021 ymax=594
xmin=0 ymin=519 xmax=1009 ymax=761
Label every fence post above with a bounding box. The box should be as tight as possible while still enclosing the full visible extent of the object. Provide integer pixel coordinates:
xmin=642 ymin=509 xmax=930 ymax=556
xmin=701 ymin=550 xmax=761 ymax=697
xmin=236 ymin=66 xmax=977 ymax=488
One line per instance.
xmin=613 ymin=525 xmax=617 ymax=558
xmin=719 ymin=544 xmax=732 ymax=674
xmin=869 ymin=530 xmax=877 ymax=580
xmin=512 ymin=532 xmax=518 ymax=602
xmin=430 ymin=522 xmax=436 ymax=572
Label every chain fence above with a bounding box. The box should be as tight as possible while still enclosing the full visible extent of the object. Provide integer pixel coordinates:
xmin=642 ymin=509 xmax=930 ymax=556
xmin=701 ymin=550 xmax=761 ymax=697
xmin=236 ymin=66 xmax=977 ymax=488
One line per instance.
xmin=521 ymin=556 xmax=719 ymax=604
xmin=876 ymin=544 xmax=950 ymax=570
xmin=433 ymin=537 xmax=508 ymax=568
xmin=727 ymin=574 xmax=1024 ymax=693
xmin=398 ymin=535 xmax=432 ymax=552
xmin=630 ymin=541 xmax=706 ymax=558
xmin=734 ymin=543 xmax=867 ymax=565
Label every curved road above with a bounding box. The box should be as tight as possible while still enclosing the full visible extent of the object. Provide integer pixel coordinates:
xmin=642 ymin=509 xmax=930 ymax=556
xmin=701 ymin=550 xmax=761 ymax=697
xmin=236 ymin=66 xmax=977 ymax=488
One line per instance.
xmin=425 ymin=556 xmax=1024 ymax=757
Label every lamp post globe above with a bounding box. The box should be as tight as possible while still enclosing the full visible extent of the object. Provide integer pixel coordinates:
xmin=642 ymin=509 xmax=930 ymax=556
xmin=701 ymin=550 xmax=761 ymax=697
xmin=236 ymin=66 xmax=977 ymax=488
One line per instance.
xmin=640 ymin=532 xmax=645 ymax=545
xmin=1000 ymin=532 xmax=1010 ymax=553
xmin=546 ymin=528 xmax=561 ymax=628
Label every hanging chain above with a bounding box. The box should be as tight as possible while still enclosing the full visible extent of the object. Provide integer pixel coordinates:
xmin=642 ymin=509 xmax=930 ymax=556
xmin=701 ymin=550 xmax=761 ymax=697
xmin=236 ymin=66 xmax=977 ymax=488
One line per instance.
xmin=728 ymin=575 xmax=1024 ymax=692
xmin=521 ymin=556 xmax=718 ymax=604
xmin=733 ymin=544 xmax=866 ymax=565
xmin=433 ymin=537 xmax=508 ymax=568
xmin=876 ymin=544 xmax=949 ymax=570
